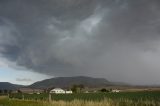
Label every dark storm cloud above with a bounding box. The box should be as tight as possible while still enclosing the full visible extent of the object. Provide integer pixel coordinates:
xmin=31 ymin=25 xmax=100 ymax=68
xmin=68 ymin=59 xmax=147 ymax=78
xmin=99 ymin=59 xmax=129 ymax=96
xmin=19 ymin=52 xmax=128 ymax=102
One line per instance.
xmin=1 ymin=0 xmax=160 ymax=85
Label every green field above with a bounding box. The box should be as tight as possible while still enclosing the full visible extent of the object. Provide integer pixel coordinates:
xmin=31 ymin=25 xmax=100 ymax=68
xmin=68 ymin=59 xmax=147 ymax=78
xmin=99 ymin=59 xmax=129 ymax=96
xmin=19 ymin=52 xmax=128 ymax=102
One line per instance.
xmin=9 ymin=91 xmax=160 ymax=101
xmin=0 ymin=91 xmax=159 ymax=106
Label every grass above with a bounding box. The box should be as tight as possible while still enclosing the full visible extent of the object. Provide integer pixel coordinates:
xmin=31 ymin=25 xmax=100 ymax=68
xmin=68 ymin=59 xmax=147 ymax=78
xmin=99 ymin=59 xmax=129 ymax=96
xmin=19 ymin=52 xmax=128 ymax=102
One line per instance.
xmin=0 ymin=97 xmax=160 ymax=106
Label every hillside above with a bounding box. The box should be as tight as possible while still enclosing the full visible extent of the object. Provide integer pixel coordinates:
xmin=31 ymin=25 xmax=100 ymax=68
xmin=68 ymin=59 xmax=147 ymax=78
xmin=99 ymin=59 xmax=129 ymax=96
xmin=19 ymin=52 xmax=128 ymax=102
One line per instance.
xmin=0 ymin=82 xmax=23 ymax=90
xmin=29 ymin=76 xmax=113 ymax=89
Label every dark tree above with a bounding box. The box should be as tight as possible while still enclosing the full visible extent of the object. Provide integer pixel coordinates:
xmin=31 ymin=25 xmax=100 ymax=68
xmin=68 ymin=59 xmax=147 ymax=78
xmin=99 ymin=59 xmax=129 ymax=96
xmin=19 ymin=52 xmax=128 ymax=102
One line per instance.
xmin=71 ymin=84 xmax=85 ymax=93
xmin=100 ymin=88 xmax=107 ymax=92
xmin=78 ymin=84 xmax=84 ymax=90
xmin=17 ymin=90 xmax=22 ymax=93
xmin=71 ymin=85 xmax=78 ymax=93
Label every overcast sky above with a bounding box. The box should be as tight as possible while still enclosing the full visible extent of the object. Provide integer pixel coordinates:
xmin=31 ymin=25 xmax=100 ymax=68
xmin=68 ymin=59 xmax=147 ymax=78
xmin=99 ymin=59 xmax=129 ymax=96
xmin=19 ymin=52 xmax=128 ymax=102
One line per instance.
xmin=1 ymin=0 xmax=160 ymax=85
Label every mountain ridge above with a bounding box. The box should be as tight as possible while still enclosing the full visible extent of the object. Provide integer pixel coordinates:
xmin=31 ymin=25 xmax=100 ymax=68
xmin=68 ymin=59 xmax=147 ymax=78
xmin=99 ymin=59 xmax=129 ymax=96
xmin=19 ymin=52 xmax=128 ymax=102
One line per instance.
xmin=0 ymin=82 xmax=24 ymax=90
xmin=0 ymin=76 xmax=123 ymax=90
xmin=29 ymin=76 xmax=113 ymax=89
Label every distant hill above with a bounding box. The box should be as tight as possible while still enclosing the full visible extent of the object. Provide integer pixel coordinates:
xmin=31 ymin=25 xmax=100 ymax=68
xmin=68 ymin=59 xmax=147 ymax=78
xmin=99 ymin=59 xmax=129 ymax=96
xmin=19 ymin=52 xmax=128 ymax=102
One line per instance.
xmin=29 ymin=76 xmax=113 ymax=89
xmin=0 ymin=76 xmax=127 ymax=90
xmin=0 ymin=82 xmax=23 ymax=90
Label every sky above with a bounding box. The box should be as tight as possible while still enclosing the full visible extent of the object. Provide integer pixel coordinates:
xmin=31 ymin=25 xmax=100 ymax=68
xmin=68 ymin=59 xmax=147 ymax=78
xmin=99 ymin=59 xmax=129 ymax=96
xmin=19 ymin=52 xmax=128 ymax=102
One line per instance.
xmin=1 ymin=0 xmax=160 ymax=85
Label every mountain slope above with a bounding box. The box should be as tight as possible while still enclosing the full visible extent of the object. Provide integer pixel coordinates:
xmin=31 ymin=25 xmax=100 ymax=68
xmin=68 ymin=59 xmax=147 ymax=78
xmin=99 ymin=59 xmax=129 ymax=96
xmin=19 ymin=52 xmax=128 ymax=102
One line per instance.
xmin=29 ymin=76 xmax=113 ymax=89
xmin=0 ymin=82 xmax=23 ymax=90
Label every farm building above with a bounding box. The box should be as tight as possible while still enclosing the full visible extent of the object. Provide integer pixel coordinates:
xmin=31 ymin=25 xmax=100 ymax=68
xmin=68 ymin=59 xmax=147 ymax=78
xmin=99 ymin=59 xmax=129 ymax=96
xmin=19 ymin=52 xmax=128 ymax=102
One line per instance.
xmin=50 ymin=88 xmax=65 ymax=94
xmin=112 ymin=89 xmax=120 ymax=93
xmin=50 ymin=88 xmax=72 ymax=94
xmin=65 ymin=90 xmax=72 ymax=94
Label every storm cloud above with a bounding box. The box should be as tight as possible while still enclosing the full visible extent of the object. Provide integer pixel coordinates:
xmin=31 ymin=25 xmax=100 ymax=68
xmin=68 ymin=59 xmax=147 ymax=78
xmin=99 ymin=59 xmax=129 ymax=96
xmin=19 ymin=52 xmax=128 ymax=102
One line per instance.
xmin=1 ymin=0 xmax=160 ymax=85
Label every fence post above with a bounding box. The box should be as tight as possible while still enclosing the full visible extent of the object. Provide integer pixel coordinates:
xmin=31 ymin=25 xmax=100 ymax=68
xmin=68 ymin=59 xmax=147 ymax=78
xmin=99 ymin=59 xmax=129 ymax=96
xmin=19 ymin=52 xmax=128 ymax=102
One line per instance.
xmin=22 ymin=94 xmax=24 ymax=100
xmin=49 ymin=93 xmax=51 ymax=102
xmin=8 ymin=93 xmax=9 ymax=99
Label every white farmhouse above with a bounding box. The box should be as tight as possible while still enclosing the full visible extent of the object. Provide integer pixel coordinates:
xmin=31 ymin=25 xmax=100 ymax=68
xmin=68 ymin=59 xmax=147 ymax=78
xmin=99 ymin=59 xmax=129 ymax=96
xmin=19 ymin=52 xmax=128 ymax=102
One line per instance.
xmin=112 ymin=89 xmax=120 ymax=93
xmin=50 ymin=88 xmax=65 ymax=94
xmin=65 ymin=90 xmax=72 ymax=94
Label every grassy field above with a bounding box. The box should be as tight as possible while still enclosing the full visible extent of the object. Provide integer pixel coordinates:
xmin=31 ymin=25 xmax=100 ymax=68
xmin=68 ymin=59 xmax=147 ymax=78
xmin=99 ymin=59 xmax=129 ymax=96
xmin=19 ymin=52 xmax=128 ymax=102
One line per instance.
xmin=0 ymin=91 xmax=160 ymax=106
xmin=9 ymin=91 xmax=160 ymax=101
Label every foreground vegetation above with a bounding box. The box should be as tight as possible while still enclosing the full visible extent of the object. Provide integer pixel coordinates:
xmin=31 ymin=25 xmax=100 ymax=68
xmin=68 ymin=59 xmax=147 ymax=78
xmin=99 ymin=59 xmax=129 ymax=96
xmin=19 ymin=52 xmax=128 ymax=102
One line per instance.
xmin=0 ymin=91 xmax=160 ymax=106
xmin=0 ymin=97 xmax=160 ymax=106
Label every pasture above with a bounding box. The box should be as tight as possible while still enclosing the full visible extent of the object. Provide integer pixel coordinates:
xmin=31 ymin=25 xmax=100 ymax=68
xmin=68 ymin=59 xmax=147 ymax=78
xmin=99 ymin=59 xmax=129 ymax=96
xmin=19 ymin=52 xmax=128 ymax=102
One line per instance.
xmin=9 ymin=91 xmax=160 ymax=101
xmin=0 ymin=91 xmax=160 ymax=106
